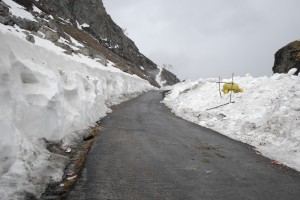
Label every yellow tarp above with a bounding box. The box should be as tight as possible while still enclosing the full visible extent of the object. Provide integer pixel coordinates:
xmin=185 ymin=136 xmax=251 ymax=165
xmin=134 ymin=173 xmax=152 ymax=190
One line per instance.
xmin=222 ymin=82 xmax=244 ymax=94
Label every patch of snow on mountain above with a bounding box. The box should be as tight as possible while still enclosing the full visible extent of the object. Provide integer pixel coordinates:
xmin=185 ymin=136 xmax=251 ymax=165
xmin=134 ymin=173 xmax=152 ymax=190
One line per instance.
xmin=155 ymin=66 xmax=166 ymax=88
xmin=81 ymin=23 xmax=90 ymax=28
xmin=2 ymin=0 xmax=37 ymax=22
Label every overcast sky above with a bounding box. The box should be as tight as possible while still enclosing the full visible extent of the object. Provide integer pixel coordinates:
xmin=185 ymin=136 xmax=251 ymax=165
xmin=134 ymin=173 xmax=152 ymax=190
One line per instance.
xmin=103 ymin=0 xmax=300 ymax=80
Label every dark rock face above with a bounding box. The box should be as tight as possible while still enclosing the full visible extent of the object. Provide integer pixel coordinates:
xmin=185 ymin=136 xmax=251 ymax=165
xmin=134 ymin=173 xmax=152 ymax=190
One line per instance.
xmin=0 ymin=2 xmax=10 ymax=16
xmin=37 ymin=0 xmax=179 ymax=86
xmin=12 ymin=0 xmax=33 ymax=10
xmin=273 ymin=41 xmax=300 ymax=75
xmin=161 ymin=68 xmax=181 ymax=86
xmin=25 ymin=34 xmax=35 ymax=43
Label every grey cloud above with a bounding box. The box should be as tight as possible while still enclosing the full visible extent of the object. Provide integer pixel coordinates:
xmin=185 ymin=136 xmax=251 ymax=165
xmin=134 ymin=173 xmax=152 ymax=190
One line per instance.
xmin=103 ymin=0 xmax=300 ymax=80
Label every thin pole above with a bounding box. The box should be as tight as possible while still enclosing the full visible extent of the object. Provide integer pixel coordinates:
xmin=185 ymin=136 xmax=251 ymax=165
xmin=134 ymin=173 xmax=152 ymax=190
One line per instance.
xmin=219 ymin=76 xmax=222 ymax=98
xmin=229 ymin=73 xmax=234 ymax=103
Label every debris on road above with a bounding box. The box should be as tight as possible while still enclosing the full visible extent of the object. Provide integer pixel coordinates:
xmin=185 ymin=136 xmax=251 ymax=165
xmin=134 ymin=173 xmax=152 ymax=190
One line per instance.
xmin=271 ymin=161 xmax=283 ymax=165
xmin=67 ymin=175 xmax=77 ymax=180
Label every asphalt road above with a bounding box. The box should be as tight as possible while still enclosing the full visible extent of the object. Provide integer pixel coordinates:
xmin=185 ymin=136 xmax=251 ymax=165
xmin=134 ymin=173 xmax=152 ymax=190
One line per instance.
xmin=67 ymin=91 xmax=300 ymax=200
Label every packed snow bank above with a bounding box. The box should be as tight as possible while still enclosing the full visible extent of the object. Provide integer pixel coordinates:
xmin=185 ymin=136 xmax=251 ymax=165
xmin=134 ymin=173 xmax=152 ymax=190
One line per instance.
xmin=0 ymin=29 xmax=153 ymax=199
xmin=163 ymin=74 xmax=300 ymax=171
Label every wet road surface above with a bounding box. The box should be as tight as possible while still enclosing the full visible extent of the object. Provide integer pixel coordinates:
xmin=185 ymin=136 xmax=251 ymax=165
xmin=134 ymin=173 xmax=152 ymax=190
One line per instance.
xmin=67 ymin=91 xmax=300 ymax=200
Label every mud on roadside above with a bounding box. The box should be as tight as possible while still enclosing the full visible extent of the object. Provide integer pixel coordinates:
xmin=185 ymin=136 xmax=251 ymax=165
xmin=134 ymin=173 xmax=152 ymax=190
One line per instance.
xmin=39 ymin=123 xmax=103 ymax=200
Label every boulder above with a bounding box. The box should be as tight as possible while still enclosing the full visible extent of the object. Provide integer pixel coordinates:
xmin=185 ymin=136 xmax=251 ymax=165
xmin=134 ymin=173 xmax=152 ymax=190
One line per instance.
xmin=48 ymin=19 xmax=58 ymax=31
xmin=89 ymin=49 xmax=107 ymax=65
xmin=40 ymin=26 xmax=60 ymax=42
xmin=55 ymin=42 xmax=73 ymax=55
xmin=78 ymin=47 xmax=90 ymax=57
xmin=15 ymin=18 xmax=39 ymax=31
xmin=0 ymin=2 xmax=9 ymax=16
xmin=3 ymin=16 xmax=15 ymax=26
xmin=273 ymin=41 xmax=300 ymax=75
xmin=25 ymin=34 xmax=35 ymax=43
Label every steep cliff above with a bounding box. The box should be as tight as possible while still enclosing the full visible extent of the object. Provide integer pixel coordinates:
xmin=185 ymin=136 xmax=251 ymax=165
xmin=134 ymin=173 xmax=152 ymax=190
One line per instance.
xmin=273 ymin=41 xmax=300 ymax=75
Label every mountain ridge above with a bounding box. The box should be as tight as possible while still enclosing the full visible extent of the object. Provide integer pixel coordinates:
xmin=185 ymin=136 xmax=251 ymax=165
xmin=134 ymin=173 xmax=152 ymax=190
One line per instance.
xmin=2 ymin=0 xmax=180 ymax=86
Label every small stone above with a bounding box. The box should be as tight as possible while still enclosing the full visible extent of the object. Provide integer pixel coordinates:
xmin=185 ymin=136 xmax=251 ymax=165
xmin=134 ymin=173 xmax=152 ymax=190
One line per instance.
xmin=26 ymin=34 xmax=35 ymax=43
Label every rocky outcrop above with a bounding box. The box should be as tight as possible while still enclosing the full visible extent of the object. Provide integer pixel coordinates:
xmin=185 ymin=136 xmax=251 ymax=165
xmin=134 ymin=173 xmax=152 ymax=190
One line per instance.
xmin=161 ymin=68 xmax=180 ymax=86
xmin=273 ymin=41 xmax=300 ymax=75
xmin=38 ymin=0 xmax=153 ymax=66
xmin=12 ymin=0 xmax=33 ymax=9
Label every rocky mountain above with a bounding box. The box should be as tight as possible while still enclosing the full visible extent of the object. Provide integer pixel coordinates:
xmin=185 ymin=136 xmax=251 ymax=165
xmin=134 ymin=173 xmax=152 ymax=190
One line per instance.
xmin=0 ymin=0 xmax=180 ymax=87
xmin=273 ymin=40 xmax=300 ymax=75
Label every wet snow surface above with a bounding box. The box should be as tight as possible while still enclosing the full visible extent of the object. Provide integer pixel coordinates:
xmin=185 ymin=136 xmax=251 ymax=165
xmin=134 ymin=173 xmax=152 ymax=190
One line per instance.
xmin=163 ymin=73 xmax=300 ymax=172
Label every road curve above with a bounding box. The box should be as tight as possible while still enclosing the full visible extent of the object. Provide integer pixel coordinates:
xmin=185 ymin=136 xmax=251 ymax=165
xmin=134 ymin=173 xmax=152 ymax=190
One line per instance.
xmin=67 ymin=91 xmax=300 ymax=200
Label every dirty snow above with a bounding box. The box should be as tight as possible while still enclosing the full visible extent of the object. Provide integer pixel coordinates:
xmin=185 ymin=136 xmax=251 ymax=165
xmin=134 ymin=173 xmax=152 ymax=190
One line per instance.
xmin=0 ymin=26 xmax=153 ymax=199
xmin=163 ymin=73 xmax=300 ymax=171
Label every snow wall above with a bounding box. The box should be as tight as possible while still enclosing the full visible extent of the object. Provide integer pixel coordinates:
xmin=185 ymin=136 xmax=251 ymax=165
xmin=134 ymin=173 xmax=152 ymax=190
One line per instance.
xmin=163 ymin=74 xmax=300 ymax=171
xmin=0 ymin=30 xmax=153 ymax=198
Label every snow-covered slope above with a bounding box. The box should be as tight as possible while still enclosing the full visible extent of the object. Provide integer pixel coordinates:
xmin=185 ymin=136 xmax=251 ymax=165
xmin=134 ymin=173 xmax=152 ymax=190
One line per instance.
xmin=0 ymin=25 xmax=153 ymax=198
xmin=163 ymin=73 xmax=300 ymax=171
xmin=155 ymin=66 xmax=167 ymax=87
